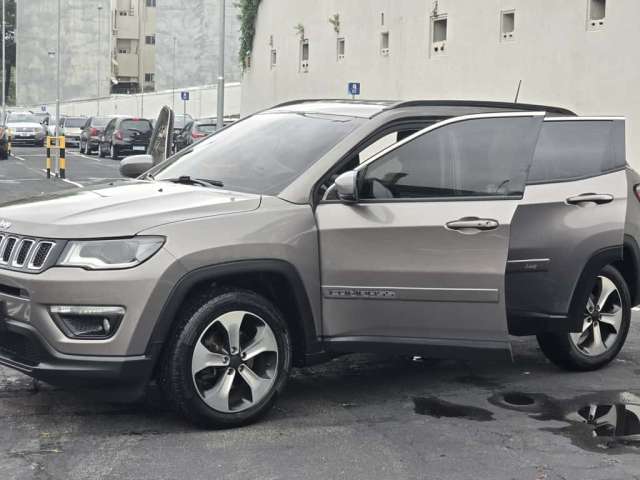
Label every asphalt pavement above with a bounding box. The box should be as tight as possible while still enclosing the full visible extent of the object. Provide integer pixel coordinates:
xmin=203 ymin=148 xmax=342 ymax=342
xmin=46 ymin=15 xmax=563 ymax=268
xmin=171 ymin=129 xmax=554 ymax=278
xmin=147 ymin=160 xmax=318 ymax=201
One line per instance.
xmin=1 ymin=150 xmax=640 ymax=479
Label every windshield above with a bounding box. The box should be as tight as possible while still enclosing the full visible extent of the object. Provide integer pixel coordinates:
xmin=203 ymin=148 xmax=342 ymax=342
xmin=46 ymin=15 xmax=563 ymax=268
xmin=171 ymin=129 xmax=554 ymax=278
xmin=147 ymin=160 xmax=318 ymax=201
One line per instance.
xmin=151 ymin=112 xmax=364 ymax=195
xmin=64 ymin=117 xmax=86 ymax=128
xmin=174 ymin=115 xmax=192 ymax=129
xmin=8 ymin=113 xmax=40 ymax=123
xmin=92 ymin=117 xmax=110 ymax=127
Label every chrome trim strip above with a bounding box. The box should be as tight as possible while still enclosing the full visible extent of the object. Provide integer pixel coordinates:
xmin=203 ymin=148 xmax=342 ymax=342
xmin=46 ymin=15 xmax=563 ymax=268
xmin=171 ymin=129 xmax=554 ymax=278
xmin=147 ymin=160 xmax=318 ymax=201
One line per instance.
xmin=322 ymin=285 xmax=500 ymax=303
xmin=354 ymin=111 xmax=547 ymax=173
xmin=544 ymin=116 xmax=625 ymax=122
xmin=506 ymin=258 xmax=551 ymax=273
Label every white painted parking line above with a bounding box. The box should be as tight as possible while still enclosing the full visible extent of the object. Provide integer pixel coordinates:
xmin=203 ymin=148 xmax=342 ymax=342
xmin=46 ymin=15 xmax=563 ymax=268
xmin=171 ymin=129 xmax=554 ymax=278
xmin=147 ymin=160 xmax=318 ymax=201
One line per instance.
xmin=38 ymin=168 xmax=84 ymax=188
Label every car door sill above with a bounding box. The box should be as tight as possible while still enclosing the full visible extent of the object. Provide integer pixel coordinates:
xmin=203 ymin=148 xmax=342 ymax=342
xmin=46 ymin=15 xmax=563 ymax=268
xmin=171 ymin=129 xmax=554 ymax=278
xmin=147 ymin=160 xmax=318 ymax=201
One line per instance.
xmin=323 ymin=336 xmax=513 ymax=362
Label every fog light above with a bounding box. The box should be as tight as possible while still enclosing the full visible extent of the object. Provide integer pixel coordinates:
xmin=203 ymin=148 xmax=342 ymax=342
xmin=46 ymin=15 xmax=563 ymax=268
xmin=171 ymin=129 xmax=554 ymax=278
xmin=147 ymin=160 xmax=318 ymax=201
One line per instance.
xmin=50 ymin=306 xmax=125 ymax=339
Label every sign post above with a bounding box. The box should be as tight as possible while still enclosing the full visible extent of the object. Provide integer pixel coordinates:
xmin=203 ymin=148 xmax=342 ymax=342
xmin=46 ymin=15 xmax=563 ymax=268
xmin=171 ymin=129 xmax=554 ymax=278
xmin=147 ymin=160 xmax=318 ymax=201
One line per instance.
xmin=348 ymin=82 xmax=361 ymax=100
xmin=181 ymin=91 xmax=189 ymax=119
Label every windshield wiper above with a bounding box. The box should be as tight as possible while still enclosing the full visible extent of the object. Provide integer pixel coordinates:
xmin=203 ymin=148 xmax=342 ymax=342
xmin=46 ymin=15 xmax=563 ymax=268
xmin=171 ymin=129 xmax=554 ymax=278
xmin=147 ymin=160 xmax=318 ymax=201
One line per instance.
xmin=162 ymin=176 xmax=224 ymax=188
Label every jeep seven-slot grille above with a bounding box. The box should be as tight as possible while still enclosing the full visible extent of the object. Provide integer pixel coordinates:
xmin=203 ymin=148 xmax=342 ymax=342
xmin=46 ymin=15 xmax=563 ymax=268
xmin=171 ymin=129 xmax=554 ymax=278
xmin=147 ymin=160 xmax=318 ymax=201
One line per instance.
xmin=0 ymin=235 xmax=57 ymax=272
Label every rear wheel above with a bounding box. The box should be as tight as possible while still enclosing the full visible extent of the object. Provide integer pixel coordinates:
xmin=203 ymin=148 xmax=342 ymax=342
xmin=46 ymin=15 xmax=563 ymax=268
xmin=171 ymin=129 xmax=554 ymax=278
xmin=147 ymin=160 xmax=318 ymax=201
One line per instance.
xmin=160 ymin=289 xmax=291 ymax=428
xmin=537 ymin=265 xmax=631 ymax=371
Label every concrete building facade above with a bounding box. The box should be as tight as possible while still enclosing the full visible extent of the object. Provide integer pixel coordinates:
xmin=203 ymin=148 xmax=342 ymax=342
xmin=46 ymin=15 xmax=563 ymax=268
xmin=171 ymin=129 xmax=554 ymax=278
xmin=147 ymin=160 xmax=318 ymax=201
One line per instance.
xmin=111 ymin=0 xmax=157 ymax=93
xmin=154 ymin=0 xmax=242 ymax=92
xmin=241 ymin=0 xmax=640 ymax=163
xmin=16 ymin=0 xmax=111 ymax=105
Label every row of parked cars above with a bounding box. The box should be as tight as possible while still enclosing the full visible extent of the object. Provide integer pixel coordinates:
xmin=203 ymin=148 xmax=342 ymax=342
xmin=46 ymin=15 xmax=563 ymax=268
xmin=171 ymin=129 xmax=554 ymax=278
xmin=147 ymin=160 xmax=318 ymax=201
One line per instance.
xmin=0 ymin=109 xmax=235 ymax=160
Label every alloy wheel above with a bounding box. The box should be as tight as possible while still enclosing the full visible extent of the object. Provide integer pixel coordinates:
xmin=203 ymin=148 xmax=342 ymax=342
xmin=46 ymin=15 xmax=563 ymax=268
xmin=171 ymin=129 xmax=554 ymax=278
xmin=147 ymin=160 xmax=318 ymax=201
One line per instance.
xmin=191 ymin=310 xmax=279 ymax=413
xmin=569 ymin=275 xmax=622 ymax=357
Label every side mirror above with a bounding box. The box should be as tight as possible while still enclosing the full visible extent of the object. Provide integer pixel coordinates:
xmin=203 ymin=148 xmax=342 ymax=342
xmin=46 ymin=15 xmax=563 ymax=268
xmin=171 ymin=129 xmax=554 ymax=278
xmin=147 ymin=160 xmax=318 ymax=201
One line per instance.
xmin=334 ymin=170 xmax=358 ymax=203
xmin=119 ymin=154 xmax=153 ymax=178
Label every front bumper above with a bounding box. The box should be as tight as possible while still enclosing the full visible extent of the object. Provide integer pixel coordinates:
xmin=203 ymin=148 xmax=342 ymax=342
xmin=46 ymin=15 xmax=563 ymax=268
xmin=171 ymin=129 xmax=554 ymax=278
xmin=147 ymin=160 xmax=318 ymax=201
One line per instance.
xmin=0 ymin=248 xmax=186 ymax=389
xmin=0 ymin=318 xmax=153 ymax=396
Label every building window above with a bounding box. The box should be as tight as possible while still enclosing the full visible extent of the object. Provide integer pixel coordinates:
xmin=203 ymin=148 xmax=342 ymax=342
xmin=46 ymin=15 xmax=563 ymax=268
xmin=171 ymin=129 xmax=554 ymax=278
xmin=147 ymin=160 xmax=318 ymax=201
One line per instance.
xmin=146 ymin=0 xmax=156 ymax=6
xmin=300 ymin=39 xmax=309 ymax=72
xmin=119 ymin=10 xmax=128 ymax=16
xmin=145 ymin=35 xmax=156 ymax=45
xmin=431 ymin=15 xmax=447 ymax=56
xmin=118 ymin=48 xmax=129 ymax=54
xmin=337 ymin=37 xmax=345 ymax=61
xmin=588 ymin=0 xmax=606 ymax=30
xmin=380 ymin=12 xmax=385 ymax=26
xmin=380 ymin=32 xmax=389 ymax=56
xmin=501 ymin=10 xmax=515 ymax=41
xmin=145 ymin=73 xmax=155 ymax=82
xmin=270 ymin=49 xmax=277 ymax=68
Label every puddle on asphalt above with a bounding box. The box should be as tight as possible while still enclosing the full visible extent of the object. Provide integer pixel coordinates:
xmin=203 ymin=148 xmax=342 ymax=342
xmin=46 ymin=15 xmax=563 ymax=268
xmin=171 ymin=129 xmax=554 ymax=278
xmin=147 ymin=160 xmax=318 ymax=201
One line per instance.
xmin=413 ymin=397 xmax=494 ymax=422
xmin=489 ymin=391 xmax=640 ymax=453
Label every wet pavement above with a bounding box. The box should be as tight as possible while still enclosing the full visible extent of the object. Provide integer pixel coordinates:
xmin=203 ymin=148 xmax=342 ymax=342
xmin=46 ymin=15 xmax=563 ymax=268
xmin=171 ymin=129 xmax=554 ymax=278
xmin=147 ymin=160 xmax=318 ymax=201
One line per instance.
xmin=1 ymin=326 xmax=640 ymax=480
xmin=1 ymin=153 xmax=640 ymax=478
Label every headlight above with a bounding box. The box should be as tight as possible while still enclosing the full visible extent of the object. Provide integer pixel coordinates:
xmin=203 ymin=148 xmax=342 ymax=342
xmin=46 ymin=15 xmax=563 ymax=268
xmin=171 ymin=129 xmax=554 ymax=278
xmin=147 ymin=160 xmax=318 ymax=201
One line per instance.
xmin=57 ymin=236 xmax=164 ymax=270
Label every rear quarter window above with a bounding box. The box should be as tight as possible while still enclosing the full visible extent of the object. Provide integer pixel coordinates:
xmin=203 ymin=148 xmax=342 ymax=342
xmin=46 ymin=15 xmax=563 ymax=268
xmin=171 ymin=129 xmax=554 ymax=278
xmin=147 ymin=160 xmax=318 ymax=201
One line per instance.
xmin=527 ymin=120 xmax=625 ymax=184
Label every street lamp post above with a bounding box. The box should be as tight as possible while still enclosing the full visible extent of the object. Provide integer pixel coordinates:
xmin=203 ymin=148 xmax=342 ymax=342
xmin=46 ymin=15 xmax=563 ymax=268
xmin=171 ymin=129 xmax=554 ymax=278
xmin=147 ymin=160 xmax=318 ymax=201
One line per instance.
xmin=216 ymin=0 xmax=225 ymax=130
xmin=2 ymin=0 xmax=6 ymax=123
xmin=55 ymin=0 xmax=61 ymax=136
xmin=172 ymin=36 xmax=176 ymax=112
xmin=97 ymin=4 xmax=103 ymax=115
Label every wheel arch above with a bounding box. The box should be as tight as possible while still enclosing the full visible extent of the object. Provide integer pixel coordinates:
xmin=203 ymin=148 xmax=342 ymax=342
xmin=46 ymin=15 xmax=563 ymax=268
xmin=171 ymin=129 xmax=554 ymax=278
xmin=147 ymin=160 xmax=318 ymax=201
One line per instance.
xmin=146 ymin=260 xmax=322 ymax=370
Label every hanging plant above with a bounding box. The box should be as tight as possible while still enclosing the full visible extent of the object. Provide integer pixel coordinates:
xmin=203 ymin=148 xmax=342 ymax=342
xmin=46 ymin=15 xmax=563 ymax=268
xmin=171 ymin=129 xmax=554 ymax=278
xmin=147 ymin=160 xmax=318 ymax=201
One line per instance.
xmin=294 ymin=23 xmax=305 ymax=39
xmin=236 ymin=0 xmax=262 ymax=70
xmin=329 ymin=14 xmax=340 ymax=34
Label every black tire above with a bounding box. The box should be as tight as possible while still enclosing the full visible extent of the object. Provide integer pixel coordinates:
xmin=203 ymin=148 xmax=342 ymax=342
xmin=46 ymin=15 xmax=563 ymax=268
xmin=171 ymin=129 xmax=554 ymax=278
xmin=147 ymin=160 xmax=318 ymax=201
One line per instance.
xmin=110 ymin=144 xmax=119 ymax=160
xmin=537 ymin=265 xmax=631 ymax=371
xmin=160 ymin=289 xmax=292 ymax=428
xmin=98 ymin=143 xmax=106 ymax=158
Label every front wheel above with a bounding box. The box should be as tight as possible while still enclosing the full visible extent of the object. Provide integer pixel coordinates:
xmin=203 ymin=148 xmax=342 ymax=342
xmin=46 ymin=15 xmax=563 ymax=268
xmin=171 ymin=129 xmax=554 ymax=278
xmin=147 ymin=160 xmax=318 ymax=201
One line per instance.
xmin=110 ymin=144 xmax=119 ymax=160
xmin=160 ymin=289 xmax=292 ymax=428
xmin=537 ymin=265 xmax=631 ymax=371
xmin=98 ymin=143 xmax=106 ymax=158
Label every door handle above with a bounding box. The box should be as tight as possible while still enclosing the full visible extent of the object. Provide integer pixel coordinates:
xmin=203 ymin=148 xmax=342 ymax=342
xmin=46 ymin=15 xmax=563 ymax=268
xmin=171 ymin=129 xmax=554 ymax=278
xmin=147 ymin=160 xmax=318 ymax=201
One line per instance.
xmin=446 ymin=217 xmax=499 ymax=231
xmin=566 ymin=193 xmax=614 ymax=205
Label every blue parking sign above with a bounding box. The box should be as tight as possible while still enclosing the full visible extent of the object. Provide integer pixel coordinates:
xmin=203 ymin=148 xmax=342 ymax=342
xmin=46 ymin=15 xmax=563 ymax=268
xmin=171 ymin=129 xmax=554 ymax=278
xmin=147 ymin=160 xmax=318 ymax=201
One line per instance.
xmin=181 ymin=91 xmax=190 ymax=101
xmin=348 ymin=82 xmax=361 ymax=96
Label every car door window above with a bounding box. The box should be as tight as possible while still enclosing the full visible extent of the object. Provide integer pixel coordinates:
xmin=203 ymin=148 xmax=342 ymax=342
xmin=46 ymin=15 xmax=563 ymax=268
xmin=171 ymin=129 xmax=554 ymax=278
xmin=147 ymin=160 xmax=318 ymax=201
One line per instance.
xmin=527 ymin=120 xmax=625 ymax=184
xmin=359 ymin=117 xmax=542 ymax=200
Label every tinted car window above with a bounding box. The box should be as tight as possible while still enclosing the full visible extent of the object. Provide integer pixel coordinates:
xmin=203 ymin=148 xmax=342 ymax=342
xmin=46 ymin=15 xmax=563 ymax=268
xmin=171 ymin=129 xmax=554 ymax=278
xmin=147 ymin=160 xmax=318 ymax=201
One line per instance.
xmin=151 ymin=112 xmax=364 ymax=195
xmin=527 ymin=121 xmax=625 ymax=184
xmin=360 ymin=117 xmax=541 ymax=200
xmin=121 ymin=119 xmax=152 ymax=133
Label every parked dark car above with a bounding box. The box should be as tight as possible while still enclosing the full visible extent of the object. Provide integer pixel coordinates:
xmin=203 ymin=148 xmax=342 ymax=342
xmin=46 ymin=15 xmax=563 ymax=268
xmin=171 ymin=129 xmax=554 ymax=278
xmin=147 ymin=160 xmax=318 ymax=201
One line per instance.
xmin=0 ymin=117 xmax=9 ymax=159
xmin=98 ymin=117 xmax=153 ymax=159
xmin=174 ymin=117 xmax=218 ymax=151
xmin=79 ymin=116 xmax=113 ymax=155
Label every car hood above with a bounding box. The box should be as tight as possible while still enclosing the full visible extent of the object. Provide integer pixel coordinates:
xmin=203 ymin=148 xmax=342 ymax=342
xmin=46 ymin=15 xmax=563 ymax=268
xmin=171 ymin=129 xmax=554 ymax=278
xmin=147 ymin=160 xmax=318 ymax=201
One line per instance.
xmin=8 ymin=122 xmax=43 ymax=129
xmin=0 ymin=180 xmax=261 ymax=239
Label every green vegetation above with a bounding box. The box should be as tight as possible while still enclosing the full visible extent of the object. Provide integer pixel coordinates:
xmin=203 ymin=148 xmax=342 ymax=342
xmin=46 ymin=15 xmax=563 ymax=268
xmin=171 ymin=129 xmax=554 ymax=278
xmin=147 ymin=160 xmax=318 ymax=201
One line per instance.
xmin=236 ymin=0 xmax=261 ymax=70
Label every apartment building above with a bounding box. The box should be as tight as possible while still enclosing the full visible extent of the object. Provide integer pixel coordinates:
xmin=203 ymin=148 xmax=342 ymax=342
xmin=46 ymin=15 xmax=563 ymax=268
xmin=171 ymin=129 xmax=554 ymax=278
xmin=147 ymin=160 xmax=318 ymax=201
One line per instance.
xmin=111 ymin=0 xmax=157 ymax=93
xmin=241 ymin=0 xmax=640 ymax=163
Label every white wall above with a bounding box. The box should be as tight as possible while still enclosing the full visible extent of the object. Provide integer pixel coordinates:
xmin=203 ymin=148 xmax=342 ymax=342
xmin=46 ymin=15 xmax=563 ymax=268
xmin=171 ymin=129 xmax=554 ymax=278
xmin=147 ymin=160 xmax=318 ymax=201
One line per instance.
xmin=20 ymin=83 xmax=242 ymax=120
xmin=241 ymin=0 xmax=640 ymax=165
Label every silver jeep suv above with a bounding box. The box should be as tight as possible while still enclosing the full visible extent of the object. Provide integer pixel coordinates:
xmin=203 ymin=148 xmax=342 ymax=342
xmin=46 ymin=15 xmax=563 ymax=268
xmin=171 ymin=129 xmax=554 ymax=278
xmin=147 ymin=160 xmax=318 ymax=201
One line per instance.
xmin=1 ymin=100 xmax=639 ymax=428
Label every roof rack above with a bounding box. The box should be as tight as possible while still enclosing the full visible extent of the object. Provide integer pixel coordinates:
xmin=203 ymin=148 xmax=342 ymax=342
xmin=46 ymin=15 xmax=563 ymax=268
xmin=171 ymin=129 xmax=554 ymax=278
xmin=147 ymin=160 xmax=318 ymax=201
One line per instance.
xmin=272 ymin=98 xmax=576 ymax=116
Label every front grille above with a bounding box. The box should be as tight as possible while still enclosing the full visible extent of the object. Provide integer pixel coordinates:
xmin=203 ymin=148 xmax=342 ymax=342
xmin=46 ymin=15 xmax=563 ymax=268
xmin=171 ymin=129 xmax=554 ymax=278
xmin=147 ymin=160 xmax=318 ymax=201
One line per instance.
xmin=1 ymin=237 xmax=16 ymax=263
xmin=0 ymin=235 xmax=58 ymax=273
